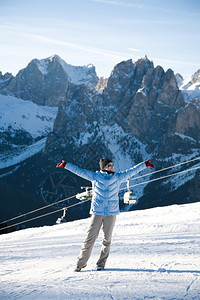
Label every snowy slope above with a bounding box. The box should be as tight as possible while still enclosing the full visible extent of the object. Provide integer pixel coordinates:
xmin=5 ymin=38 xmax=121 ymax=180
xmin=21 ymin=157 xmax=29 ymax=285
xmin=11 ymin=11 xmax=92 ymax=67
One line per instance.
xmin=0 ymin=94 xmax=57 ymax=138
xmin=0 ymin=202 xmax=200 ymax=299
xmin=0 ymin=94 xmax=57 ymax=169
xmin=0 ymin=137 xmax=46 ymax=170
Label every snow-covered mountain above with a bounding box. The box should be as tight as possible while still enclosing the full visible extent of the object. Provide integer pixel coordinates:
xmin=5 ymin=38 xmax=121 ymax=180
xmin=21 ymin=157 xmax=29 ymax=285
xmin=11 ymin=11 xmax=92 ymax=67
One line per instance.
xmin=35 ymin=55 xmax=98 ymax=87
xmin=0 ymin=55 xmax=200 ymax=233
xmin=0 ymin=55 xmax=98 ymax=106
xmin=179 ymin=69 xmax=200 ymax=102
xmin=0 ymin=202 xmax=200 ymax=299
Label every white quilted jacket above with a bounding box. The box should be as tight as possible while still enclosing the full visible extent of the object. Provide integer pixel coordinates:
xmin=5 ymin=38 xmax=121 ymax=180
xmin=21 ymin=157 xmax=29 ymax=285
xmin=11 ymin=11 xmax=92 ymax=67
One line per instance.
xmin=65 ymin=162 xmax=146 ymax=216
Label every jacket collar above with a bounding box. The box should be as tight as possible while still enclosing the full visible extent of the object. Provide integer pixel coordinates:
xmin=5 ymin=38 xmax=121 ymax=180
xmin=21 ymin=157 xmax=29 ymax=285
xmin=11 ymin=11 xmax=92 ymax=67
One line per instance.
xmin=100 ymin=170 xmax=115 ymax=176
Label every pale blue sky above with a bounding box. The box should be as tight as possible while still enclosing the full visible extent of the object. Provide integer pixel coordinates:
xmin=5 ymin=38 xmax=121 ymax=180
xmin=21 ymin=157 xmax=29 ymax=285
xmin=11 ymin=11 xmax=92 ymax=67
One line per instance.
xmin=0 ymin=0 xmax=199 ymax=79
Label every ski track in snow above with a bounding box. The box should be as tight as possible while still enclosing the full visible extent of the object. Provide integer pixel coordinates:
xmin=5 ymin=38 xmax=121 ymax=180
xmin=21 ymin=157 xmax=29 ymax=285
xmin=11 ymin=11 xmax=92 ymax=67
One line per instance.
xmin=0 ymin=203 xmax=200 ymax=300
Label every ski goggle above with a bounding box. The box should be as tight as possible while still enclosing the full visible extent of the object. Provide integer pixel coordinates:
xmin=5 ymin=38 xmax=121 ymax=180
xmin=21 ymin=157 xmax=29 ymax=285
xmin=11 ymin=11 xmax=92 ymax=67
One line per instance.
xmin=105 ymin=163 xmax=114 ymax=168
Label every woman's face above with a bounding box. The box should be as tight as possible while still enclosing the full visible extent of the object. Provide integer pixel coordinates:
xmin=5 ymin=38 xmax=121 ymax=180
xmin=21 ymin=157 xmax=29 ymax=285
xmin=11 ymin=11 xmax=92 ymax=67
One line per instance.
xmin=104 ymin=162 xmax=114 ymax=172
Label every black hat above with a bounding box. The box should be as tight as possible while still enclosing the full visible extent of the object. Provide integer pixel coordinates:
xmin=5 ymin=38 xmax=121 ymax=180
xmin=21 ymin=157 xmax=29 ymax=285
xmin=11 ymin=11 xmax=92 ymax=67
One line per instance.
xmin=99 ymin=158 xmax=113 ymax=170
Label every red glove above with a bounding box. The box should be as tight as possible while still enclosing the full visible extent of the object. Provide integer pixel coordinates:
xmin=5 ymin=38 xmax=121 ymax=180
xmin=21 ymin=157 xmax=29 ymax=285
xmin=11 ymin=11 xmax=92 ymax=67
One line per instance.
xmin=145 ymin=159 xmax=154 ymax=168
xmin=56 ymin=160 xmax=67 ymax=168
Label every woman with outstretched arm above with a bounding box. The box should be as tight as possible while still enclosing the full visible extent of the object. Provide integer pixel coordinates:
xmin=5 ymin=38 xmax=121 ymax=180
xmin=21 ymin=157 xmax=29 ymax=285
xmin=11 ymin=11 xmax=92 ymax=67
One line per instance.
xmin=56 ymin=157 xmax=154 ymax=271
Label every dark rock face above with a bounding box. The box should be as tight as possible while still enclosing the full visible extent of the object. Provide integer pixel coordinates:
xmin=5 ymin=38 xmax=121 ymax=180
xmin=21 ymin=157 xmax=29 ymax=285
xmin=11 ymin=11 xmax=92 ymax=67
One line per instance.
xmin=0 ymin=72 xmax=13 ymax=89
xmin=158 ymin=99 xmax=200 ymax=157
xmin=175 ymin=99 xmax=200 ymax=139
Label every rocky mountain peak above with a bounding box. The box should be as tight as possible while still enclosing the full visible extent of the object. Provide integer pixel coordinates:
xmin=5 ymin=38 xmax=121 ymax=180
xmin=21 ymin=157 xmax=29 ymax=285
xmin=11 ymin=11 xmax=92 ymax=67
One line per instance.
xmin=0 ymin=72 xmax=13 ymax=89
xmin=0 ymin=55 xmax=99 ymax=106
xmin=175 ymin=73 xmax=184 ymax=87
xmin=133 ymin=56 xmax=154 ymax=82
xmin=134 ymin=55 xmax=153 ymax=69
xmin=102 ymin=57 xmax=154 ymax=108
xmin=111 ymin=59 xmax=134 ymax=77
xmin=191 ymin=69 xmax=200 ymax=83
xmin=32 ymin=54 xmax=98 ymax=88
xmin=0 ymin=71 xmax=13 ymax=80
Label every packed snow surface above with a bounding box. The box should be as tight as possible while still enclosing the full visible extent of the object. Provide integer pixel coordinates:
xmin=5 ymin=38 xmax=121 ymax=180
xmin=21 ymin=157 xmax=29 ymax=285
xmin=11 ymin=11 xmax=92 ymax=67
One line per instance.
xmin=0 ymin=202 xmax=200 ymax=299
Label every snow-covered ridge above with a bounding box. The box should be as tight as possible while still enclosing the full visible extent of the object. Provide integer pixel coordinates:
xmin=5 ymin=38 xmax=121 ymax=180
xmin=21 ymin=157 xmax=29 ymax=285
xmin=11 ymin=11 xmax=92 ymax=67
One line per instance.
xmin=179 ymin=71 xmax=200 ymax=102
xmin=191 ymin=69 xmax=200 ymax=83
xmin=35 ymin=55 xmax=97 ymax=86
xmin=175 ymin=73 xmax=184 ymax=87
xmin=0 ymin=94 xmax=57 ymax=138
xmin=35 ymin=57 xmax=49 ymax=75
xmin=0 ymin=202 xmax=200 ymax=299
xmin=0 ymin=138 xmax=46 ymax=170
xmin=174 ymin=132 xmax=196 ymax=143
xmin=0 ymin=94 xmax=57 ymax=170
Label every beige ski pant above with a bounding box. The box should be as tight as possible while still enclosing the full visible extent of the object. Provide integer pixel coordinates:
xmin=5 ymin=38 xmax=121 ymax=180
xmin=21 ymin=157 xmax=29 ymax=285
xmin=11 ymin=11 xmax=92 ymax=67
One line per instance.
xmin=76 ymin=214 xmax=116 ymax=268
